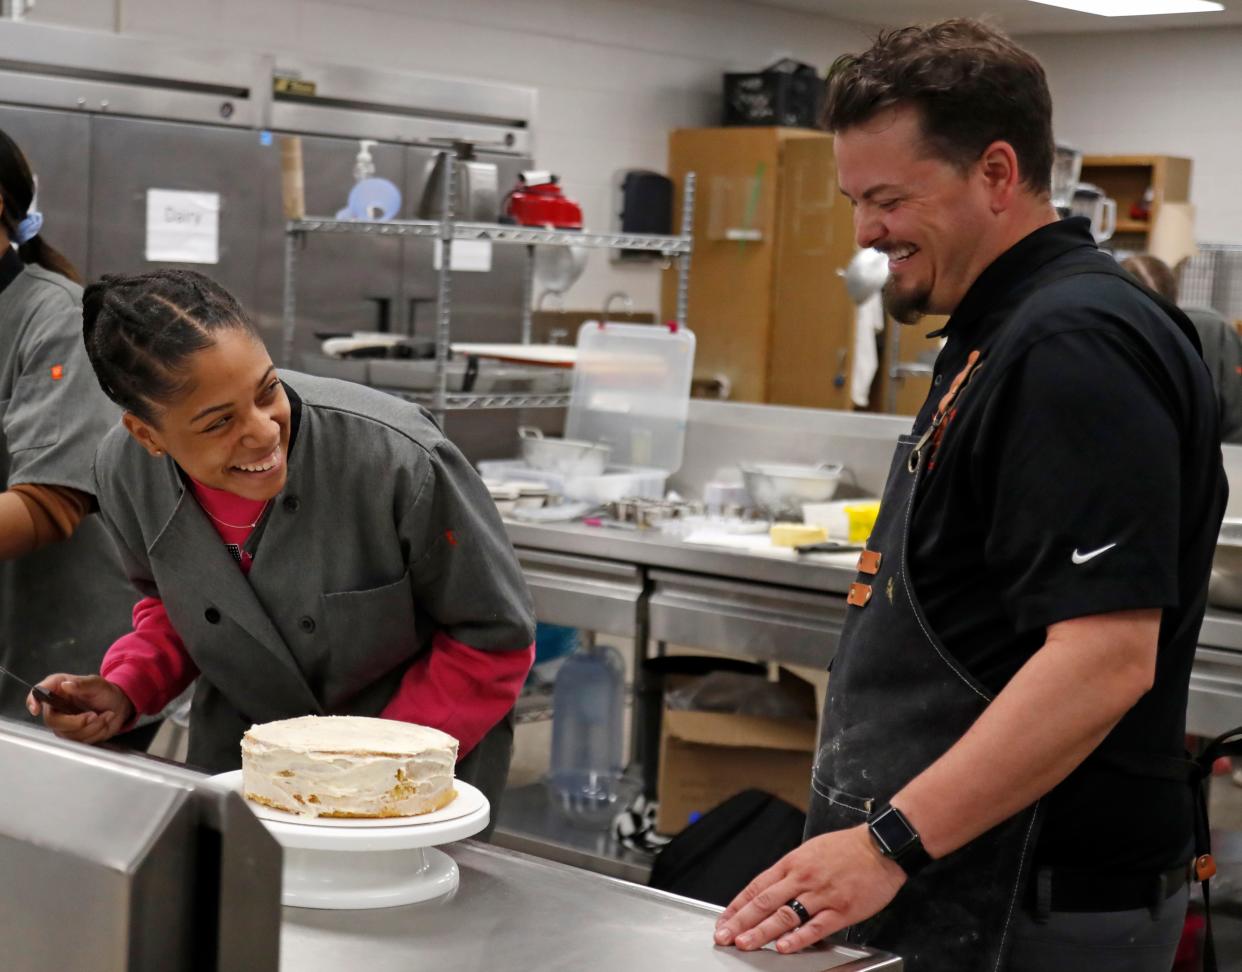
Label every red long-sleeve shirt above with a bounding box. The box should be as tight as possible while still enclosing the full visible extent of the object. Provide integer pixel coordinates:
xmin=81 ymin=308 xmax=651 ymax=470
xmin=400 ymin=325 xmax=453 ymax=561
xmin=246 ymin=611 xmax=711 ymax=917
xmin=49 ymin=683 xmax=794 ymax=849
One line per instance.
xmin=101 ymin=478 xmax=532 ymax=757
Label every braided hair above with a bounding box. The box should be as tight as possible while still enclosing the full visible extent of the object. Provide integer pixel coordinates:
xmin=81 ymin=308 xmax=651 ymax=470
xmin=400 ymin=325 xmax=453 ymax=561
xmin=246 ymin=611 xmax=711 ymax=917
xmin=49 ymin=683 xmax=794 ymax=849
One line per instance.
xmin=0 ymin=128 xmax=82 ymax=284
xmin=82 ymin=269 xmax=261 ymax=423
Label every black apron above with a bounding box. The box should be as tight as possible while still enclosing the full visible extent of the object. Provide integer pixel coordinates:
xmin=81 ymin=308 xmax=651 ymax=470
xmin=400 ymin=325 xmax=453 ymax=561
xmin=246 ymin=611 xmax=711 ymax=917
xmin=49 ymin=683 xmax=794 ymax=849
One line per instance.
xmin=806 ymin=259 xmax=1230 ymax=972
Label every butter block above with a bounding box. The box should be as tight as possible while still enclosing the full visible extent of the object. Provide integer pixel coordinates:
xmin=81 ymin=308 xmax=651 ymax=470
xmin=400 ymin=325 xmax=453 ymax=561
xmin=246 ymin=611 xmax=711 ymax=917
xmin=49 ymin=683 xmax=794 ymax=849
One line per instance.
xmin=770 ymin=522 xmax=827 ymax=548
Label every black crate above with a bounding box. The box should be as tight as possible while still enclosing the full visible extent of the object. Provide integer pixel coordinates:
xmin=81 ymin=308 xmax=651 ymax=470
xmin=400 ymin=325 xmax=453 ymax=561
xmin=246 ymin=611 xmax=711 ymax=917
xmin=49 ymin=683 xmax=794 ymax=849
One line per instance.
xmin=723 ymin=59 xmax=824 ymax=129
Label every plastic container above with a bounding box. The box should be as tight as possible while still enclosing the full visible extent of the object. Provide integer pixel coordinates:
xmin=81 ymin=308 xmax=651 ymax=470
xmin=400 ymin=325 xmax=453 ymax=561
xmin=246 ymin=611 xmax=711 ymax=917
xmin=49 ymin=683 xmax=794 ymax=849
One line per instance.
xmin=546 ymin=640 xmax=632 ymax=828
xmin=486 ymin=484 xmax=520 ymax=516
xmin=802 ymin=499 xmax=880 ymax=543
xmin=508 ymin=481 xmax=550 ymax=509
xmin=843 ymin=501 xmax=881 ymax=543
xmin=477 ymin=459 xmax=667 ymax=504
xmin=566 ymin=321 xmax=696 ymax=475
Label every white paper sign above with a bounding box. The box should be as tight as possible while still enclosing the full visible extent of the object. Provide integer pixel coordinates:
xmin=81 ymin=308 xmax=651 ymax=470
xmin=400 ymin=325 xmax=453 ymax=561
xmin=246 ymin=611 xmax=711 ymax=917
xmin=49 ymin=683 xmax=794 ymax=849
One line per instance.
xmin=432 ymin=239 xmax=493 ymax=273
xmin=145 ymin=189 xmax=220 ymax=264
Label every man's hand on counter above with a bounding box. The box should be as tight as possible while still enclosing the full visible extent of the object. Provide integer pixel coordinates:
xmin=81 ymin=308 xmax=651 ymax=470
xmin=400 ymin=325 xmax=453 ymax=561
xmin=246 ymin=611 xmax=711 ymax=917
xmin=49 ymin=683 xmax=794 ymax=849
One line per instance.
xmin=713 ymin=824 xmax=906 ymax=954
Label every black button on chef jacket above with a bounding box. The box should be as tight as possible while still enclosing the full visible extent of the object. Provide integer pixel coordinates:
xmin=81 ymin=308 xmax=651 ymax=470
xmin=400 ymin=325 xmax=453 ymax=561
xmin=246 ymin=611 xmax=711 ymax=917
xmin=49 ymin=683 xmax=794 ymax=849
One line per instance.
xmin=906 ymin=217 xmax=1227 ymax=874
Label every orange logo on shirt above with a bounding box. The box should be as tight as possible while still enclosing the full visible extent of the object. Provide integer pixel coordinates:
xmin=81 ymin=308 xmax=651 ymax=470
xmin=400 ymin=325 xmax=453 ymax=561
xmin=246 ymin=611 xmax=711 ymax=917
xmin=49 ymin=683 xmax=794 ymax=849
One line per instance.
xmin=50 ymin=364 xmax=63 ymax=381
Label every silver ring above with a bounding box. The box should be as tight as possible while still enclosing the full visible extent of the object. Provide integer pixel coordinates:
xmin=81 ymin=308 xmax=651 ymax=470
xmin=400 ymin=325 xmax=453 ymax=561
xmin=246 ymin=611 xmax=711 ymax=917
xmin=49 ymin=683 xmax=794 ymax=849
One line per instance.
xmin=786 ymin=898 xmax=812 ymax=925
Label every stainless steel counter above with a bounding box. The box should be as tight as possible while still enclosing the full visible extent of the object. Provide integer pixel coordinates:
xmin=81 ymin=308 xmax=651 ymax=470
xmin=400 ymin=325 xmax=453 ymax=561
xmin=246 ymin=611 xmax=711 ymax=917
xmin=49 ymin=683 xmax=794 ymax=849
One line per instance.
xmin=1200 ymin=608 xmax=1242 ymax=651
xmin=281 ymin=842 xmax=900 ymax=972
xmin=507 ymin=521 xmax=1242 ymax=744
xmin=491 ymin=782 xmax=653 ymax=884
xmin=1190 ymin=610 xmax=1242 ymax=737
xmin=508 ymin=520 xmax=856 ymax=595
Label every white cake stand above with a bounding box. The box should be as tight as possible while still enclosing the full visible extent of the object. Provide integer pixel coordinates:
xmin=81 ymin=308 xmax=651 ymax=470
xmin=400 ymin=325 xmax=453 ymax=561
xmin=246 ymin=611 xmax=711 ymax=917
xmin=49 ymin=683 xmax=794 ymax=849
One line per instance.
xmin=209 ymin=771 xmax=490 ymax=910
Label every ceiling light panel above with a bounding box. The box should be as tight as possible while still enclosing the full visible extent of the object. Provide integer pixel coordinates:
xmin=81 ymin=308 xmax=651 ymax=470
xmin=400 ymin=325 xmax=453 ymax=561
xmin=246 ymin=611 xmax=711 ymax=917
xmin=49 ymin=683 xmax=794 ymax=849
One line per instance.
xmin=1027 ymin=0 xmax=1224 ymax=15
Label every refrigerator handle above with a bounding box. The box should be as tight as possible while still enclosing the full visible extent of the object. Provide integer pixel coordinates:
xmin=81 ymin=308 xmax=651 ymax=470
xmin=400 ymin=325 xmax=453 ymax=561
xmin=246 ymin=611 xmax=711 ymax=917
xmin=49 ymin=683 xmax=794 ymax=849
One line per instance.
xmin=364 ymin=296 xmax=392 ymax=333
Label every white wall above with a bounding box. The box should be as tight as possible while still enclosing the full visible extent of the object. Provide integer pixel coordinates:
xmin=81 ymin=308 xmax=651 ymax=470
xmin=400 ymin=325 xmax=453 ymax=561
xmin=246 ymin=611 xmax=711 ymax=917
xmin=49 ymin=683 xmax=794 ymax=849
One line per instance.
xmin=1024 ymin=27 xmax=1242 ymax=245
xmin=23 ymin=0 xmax=867 ymax=313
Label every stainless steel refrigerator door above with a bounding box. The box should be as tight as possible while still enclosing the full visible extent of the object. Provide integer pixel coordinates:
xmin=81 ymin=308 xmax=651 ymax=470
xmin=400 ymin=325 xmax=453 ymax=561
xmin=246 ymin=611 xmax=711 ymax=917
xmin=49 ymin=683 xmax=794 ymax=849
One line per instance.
xmin=254 ymin=132 xmax=406 ymax=362
xmin=403 ymin=148 xmax=541 ymax=457
xmin=401 ymin=147 xmax=531 ymax=346
xmin=87 ymin=116 xmax=263 ymax=311
xmin=0 ymin=104 xmax=91 ymax=277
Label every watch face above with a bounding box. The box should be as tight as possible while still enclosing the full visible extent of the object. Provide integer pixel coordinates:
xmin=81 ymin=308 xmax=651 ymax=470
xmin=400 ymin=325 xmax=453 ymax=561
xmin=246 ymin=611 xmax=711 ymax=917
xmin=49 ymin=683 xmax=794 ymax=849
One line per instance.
xmin=870 ymin=807 xmax=917 ymax=857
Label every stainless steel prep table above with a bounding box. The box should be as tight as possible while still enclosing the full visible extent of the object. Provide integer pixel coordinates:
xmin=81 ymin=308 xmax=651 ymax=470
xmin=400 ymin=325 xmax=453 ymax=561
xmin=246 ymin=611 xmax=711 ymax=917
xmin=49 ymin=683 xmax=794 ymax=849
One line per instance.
xmin=498 ymin=412 xmax=1242 ymax=876
xmin=511 ymin=520 xmax=856 ymax=670
xmin=282 ymin=841 xmax=900 ymax=972
xmin=512 ymin=519 xmax=1242 ymax=735
xmin=501 ymin=519 xmax=1242 ymax=872
xmin=1192 ymin=609 xmax=1242 ymax=738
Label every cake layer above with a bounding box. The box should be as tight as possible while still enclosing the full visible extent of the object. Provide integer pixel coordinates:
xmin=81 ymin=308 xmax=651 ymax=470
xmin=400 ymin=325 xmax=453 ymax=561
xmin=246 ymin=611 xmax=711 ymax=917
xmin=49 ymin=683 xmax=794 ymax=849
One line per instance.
xmin=241 ymin=715 xmax=458 ymax=818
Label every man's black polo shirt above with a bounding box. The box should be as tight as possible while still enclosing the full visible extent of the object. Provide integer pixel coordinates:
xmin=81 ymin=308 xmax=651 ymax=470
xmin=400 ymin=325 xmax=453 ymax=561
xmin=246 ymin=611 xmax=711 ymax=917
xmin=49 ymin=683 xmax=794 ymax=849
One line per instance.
xmin=906 ymin=217 xmax=1227 ymax=873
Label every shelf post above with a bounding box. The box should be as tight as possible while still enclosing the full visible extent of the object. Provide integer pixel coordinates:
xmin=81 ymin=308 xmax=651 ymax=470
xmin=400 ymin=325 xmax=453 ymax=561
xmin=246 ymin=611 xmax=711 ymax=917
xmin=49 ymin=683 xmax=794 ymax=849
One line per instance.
xmin=434 ymin=152 xmax=456 ymax=421
xmin=281 ymin=226 xmax=299 ymax=368
xmin=675 ymin=172 xmax=696 ymax=329
xmin=521 ymin=244 xmax=535 ymax=345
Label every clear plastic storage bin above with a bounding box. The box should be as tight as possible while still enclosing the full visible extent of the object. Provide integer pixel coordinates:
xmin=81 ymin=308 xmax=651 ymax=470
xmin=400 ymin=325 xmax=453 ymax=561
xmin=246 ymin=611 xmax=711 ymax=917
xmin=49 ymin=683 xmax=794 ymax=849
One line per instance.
xmin=566 ymin=321 xmax=696 ymax=474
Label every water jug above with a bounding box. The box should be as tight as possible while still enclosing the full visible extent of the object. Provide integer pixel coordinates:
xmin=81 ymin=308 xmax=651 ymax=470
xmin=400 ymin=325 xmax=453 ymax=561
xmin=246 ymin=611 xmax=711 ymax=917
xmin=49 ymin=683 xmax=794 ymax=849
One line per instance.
xmin=547 ymin=638 xmax=630 ymax=825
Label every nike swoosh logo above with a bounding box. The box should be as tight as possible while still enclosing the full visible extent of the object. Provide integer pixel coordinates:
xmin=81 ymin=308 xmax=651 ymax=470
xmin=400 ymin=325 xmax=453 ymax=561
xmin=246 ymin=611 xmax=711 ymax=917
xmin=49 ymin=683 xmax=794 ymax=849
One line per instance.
xmin=1072 ymin=543 xmax=1117 ymax=565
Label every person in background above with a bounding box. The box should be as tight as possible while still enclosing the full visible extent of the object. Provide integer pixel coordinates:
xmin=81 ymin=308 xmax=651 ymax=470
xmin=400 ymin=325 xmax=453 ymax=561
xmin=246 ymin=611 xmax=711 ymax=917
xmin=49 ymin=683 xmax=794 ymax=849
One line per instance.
xmin=1122 ymin=252 xmax=1242 ymax=796
xmin=29 ymin=269 xmax=535 ymax=812
xmin=0 ymin=129 xmax=144 ymax=741
xmin=713 ymin=20 xmax=1225 ymax=972
xmin=1121 ymin=252 xmax=1242 ymax=444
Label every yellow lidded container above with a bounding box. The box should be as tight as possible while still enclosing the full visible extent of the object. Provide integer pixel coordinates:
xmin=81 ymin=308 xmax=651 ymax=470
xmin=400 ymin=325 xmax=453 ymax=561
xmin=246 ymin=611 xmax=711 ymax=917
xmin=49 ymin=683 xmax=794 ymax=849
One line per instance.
xmin=842 ymin=502 xmax=881 ymax=543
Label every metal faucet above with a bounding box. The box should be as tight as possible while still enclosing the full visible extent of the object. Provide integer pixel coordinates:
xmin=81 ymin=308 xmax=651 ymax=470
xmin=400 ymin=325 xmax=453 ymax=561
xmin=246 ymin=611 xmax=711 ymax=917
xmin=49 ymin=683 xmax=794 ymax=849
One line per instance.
xmin=603 ymin=291 xmax=634 ymax=317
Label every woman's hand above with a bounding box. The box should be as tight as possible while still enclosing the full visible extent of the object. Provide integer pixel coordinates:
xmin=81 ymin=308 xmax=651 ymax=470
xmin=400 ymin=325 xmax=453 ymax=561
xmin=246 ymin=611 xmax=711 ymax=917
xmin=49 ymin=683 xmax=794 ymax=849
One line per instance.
xmin=713 ymin=825 xmax=907 ymax=954
xmin=26 ymin=673 xmax=135 ymax=745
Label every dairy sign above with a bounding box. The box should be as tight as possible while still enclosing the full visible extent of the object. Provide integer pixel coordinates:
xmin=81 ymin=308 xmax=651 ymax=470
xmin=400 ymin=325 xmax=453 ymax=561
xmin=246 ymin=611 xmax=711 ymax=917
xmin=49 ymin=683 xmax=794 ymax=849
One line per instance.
xmin=145 ymin=189 xmax=221 ymax=264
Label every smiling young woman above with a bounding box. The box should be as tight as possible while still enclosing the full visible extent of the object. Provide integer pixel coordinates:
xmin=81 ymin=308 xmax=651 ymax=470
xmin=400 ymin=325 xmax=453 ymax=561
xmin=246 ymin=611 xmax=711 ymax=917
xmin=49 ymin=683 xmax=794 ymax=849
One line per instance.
xmin=30 ymin=269 xmax=536 ymax=814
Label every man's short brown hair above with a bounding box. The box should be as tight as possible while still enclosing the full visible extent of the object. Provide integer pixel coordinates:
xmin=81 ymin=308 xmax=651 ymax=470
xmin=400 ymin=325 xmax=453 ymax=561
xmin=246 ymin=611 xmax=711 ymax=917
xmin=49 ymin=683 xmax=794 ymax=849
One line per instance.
xmin=822 ymin=19 xmax=1054 ymax=196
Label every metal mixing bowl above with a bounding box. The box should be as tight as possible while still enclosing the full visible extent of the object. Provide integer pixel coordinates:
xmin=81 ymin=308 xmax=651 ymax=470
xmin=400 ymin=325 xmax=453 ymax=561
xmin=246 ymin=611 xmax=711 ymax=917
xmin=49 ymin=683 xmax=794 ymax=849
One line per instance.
xmin=740 ymin=462 xmax=845 ymax=520
xmin=518 ymin=426 xmax=611 ymax=476
xmin=1209 ymin=518 xmax=1242 ymax=611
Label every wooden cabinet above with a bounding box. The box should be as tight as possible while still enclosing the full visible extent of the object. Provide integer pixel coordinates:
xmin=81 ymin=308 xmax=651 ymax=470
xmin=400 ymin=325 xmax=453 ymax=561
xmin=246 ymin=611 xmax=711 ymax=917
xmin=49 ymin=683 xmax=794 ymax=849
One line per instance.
xmin=877 ymin=314 xmax=944 ymax=417
xmin=661 ymin=127 xmax=857 ymax=410
xmin=1079 ymin=154 xmax=1192 ymax=251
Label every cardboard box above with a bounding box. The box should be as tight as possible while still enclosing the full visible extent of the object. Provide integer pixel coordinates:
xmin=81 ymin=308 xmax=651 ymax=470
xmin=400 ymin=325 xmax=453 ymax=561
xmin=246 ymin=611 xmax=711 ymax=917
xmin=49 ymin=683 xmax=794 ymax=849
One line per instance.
xmin=656 ymin=706 xmax=817 ymax=835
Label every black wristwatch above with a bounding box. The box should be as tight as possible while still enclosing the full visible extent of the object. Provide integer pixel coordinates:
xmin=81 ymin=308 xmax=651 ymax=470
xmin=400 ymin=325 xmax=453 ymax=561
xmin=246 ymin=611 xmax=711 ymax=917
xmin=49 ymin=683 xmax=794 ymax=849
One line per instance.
xmin=867 ymin=804 xmax=933 ymax=877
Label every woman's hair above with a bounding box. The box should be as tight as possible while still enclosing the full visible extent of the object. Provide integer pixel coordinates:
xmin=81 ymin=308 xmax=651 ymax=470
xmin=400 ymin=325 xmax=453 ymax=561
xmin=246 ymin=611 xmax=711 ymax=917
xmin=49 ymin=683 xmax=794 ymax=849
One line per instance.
xmin=82 ymin=269 xmax=261 ymax=423
xmin=1119 ymin=253 xmax=1178 ymax=303
xmin=0 ymin=128 xmax=82 ymax=284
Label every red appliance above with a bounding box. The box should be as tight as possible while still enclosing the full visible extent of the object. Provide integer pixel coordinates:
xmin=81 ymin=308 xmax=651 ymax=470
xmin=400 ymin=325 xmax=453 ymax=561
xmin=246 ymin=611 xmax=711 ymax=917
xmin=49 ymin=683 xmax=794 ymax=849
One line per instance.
xmin=503 ymin=171 xmax=583 ymax=230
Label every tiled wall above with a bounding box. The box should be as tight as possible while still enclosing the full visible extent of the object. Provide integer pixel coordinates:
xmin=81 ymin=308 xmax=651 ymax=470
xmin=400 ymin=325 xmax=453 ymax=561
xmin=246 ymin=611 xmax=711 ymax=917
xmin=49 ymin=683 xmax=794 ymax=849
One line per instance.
xmin=25 ymin=0 xmax=868 ymax=313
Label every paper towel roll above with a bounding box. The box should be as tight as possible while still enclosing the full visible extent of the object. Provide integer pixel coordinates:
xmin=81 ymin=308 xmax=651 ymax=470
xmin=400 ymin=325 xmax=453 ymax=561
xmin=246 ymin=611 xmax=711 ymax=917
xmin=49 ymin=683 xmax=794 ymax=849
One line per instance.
xmin=279 ymin=136 xmax=305 ymax=221
xmin=1150 ymin=201 xmax=1197 ymax=269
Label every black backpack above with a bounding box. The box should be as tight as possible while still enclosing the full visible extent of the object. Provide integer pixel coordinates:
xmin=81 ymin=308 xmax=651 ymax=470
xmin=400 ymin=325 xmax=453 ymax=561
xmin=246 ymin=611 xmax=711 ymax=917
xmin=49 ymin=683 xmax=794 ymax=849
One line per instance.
xmin=648 ymin=789 xmax=806 ymax=907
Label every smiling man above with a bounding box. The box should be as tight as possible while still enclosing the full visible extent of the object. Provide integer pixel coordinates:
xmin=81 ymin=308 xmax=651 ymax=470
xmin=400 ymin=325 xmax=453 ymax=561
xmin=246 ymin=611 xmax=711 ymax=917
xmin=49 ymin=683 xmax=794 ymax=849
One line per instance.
xmin=713 ymin=19 xmax=1227 ymax=972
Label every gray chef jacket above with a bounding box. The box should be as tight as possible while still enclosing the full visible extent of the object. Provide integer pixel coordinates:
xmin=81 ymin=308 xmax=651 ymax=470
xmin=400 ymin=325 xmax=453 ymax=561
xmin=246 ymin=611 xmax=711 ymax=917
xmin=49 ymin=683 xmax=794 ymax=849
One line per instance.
xmin=0 ymin=256 xmax=134 ymax=720
xmin=1183 ymin=305 xmax=1242 ymax=444
xmin=91 ymin=371 xmax=536 ymax=792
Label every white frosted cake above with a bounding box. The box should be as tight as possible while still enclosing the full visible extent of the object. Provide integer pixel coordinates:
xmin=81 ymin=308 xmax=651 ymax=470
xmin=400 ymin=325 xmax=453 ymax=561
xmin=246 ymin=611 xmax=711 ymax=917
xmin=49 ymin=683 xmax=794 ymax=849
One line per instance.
xmin=241 ymin=715 xmax=458 ymax=818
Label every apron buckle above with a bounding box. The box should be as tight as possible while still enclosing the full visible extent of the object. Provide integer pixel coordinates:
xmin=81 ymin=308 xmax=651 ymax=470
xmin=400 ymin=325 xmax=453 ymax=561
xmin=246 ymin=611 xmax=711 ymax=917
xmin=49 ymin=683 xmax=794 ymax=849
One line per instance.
xmin=847 ymin=582 xmax=873 ymax=607
xmin=1195 ymin=853 xmax=1217 ymax=882
xmin=857 ymin=549 xmax=882 ymax=575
